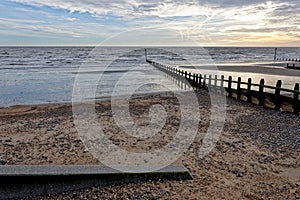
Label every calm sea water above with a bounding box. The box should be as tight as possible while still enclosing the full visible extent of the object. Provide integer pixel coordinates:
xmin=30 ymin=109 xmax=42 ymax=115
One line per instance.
xmin=1 ymin=47 xmax=300 ymax=107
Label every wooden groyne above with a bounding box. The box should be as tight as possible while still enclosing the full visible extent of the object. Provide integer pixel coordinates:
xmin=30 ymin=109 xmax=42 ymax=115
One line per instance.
xmin=277 ymin=58 xmax=300 ymax=62
xmin=147 ymin=60 xmax=300 ymax=115
xmin=276 ymin=57 xmax=300 ymax=70
xmin=286 ymin=63 xmax=300 ymax=70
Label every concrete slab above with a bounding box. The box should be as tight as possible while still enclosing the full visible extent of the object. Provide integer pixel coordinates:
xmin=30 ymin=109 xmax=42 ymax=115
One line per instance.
xmin=0 ymin=164 xmax=189 ymax=176
xmin=0 ymin=164 xmax=191 ymax=199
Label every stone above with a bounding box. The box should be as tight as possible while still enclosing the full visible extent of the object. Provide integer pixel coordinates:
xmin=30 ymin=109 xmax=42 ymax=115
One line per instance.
xmin=83 ymin=148 xmax=89 ymax=153
xmin=0 ymin=159 xmax=6 ymax=165
xmin=36 ymin=123 xmax=45 ymax=128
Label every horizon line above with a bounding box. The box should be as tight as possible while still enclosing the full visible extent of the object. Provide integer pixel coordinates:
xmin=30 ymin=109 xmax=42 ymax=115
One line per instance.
xmin=0 ymin=45 xmax=300 ymax=48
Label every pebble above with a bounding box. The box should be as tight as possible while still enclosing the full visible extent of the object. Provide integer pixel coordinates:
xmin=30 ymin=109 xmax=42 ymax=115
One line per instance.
xmin=231 ymin=169 xmax=244 ymax=177
xmin=15 ymin=146 xmax=21 ymax=151
xmin=83 ymin=148 xmax=89 ymax=153
xmin=3 ymin=143 xmax=14 ymax=147
xmin=0 ymin=159 xmax=7 ymax=165
xmin=36 ymin=124 xmax=45 ymax=128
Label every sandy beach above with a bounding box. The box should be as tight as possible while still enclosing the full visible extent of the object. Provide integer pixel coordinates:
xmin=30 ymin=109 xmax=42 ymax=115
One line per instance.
xmin=0 ymin=91 xmax=299 ymax=199
xmin=1 ymin=0 xmax=300 ymax=198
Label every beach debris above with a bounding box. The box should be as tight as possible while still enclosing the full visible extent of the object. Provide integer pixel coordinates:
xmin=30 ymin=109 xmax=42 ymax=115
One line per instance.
xmin=0 ymin=158 xmax=7 ymax=165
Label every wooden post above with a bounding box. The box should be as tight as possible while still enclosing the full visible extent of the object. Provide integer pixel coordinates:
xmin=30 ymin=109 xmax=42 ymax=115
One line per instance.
xmin=208 ymin=75 xmax=212 ymax=90
xmin=189 ymin=72 xmax=192 ymax=82
xmin=145 ymin=49 xmax=148 ymax=62
xmin=228 ymin=76 xmax=232 ymax=97
xmin=293 ymin=83 xmax=299 ymax=115
xmin=179 ymin=73 xmax=183 ymax=88
xmin=195 ymin=74 xmax=199 ymax=89
xmin=203 ymin=75 xmax=207 ymax=89
xmin=199 ymin=74 xmax=202 ymax=88
xmin=221 ymin=75 xmax=225 ymax=95
xmin=259 ymin=79 xmax=265 ymax=106
xmin=185 ymin=71 xmax=188 ymax=79
xmin=237 ymin=77 xmax=242 ymax=100
xmin=221 ymin=75 xmax=224 ymax=88
xmin=214 ymin=75 xmax=218 ymax=93
xmin=247 ymin=78 xmax=252 ymax=103
xmin=274 ymin=80 xmax=282 ymax=110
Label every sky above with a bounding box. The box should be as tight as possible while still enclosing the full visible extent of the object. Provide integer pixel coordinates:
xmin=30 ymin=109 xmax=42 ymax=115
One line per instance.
xmin=0 ymin=0 xmax=299 ymax=46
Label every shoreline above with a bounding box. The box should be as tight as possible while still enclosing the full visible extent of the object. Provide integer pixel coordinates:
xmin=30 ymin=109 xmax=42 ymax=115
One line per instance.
xmin=1 ymin=60 xmax=300 ymax=108
xmin=0 ymin=90 xmax=188 ymax=111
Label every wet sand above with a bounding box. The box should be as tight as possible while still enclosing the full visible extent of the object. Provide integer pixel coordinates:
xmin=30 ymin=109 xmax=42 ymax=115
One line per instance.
xmin=0 ymin=91 xmax=299 ymax=199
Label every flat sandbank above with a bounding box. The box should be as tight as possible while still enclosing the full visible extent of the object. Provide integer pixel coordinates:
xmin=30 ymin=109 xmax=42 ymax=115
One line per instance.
xmin=180 ymin=61 xmax=300 ymax=77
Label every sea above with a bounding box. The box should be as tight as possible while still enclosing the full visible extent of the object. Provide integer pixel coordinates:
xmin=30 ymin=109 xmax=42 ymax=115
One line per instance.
xmin=1 ymin=47 xmax=300 ymax=107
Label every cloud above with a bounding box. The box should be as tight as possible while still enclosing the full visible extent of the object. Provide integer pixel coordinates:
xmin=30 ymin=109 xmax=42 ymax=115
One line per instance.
xmin=0 ymin=17 xmax=83 ymax=37
xmin=10 ymin=0 xmax=276 ymax=18
xmin=66 ymin=17 xmax=77 ymax=21
xmin=4 ymin=0 xmax=300 ymax=46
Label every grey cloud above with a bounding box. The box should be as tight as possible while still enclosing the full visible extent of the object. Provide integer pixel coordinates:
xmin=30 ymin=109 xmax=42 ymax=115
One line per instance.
xmin=194 ymin=0 xmax=280 ymax=8
xmin=226 ymin=26 xmax=300 ymax=33
xmin=267 ymin=3 xmax=300 ymax=24
xmin=286 ymin=32 xmax=300 ymax=38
